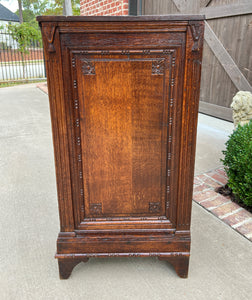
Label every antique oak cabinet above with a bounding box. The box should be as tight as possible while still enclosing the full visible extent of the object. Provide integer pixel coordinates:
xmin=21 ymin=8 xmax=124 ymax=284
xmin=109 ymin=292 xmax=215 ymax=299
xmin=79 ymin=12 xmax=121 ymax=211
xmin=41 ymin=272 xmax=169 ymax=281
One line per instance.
xmin=37 ymin=15 xmax=204 ymax=279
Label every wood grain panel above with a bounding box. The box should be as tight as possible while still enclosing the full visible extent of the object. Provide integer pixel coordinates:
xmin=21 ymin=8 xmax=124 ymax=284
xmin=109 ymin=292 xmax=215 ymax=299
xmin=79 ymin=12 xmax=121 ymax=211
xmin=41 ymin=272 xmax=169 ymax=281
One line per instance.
xmin=200 ymin=1 xmax=252 ymax=19
xmin=42 ymin=26 xmax=75 ymax=232
xmin=142 ymin=0 xmax=179 ymax=15
xmin=204 ymin=21 xmax=251 ymax=91
xmin=199 ymin=101 xmax=233 ymax=121
xmin=208 ymin=0 xmax=247 ymax=6
xmin=77 ymin=57 xmax=166 ymax=217
xmin=141 ymin=0 xmax=251 ymax=120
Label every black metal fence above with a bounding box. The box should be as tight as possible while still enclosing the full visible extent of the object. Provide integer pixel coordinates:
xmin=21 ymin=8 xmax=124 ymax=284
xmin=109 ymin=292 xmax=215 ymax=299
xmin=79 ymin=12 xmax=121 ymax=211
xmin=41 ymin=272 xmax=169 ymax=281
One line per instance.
xmin=0 ymin=30 xmax=46 ymax=83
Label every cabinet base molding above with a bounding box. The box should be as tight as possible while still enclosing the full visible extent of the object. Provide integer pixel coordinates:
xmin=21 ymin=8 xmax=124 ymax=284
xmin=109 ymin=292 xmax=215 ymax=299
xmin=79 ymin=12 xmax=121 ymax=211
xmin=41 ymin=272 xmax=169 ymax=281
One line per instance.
xmin=56 ymin=252 xmax=190 ymax=279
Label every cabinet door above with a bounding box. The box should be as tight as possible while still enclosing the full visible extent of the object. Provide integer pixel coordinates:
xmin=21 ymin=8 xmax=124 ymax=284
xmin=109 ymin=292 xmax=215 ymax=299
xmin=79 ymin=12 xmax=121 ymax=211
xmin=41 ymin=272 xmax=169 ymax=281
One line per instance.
xmin=61 ymin=31 xmax=186 ymax=230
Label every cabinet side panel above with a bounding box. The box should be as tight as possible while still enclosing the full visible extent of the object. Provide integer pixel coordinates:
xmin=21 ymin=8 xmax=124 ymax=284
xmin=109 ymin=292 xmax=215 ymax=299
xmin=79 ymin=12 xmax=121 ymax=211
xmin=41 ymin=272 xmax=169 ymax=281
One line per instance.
xmin=176 ymin=21 xmax=205 ymax=231
xmin=41 ymin=24 xmax=75 ymax=232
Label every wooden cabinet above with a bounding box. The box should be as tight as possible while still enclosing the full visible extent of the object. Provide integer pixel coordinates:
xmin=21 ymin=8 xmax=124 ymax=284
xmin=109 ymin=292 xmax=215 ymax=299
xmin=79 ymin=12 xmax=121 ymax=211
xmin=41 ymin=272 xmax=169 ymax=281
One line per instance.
xmin=37 ymin=15 xmax=204 ymax=279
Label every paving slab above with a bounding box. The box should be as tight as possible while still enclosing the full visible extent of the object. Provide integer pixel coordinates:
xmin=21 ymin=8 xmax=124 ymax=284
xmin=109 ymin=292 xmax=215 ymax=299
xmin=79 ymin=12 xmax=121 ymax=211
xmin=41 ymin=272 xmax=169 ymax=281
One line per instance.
xmin=195 ymin=113 xmax=234 ymax=175
xmin=0 ymin=84 xmax=251 ymax=300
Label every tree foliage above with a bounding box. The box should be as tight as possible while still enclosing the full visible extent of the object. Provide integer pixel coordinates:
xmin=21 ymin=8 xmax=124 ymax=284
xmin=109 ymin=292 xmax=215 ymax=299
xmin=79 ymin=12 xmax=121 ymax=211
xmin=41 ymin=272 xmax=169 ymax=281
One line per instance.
xmin=44 ymin=0 xmax=80 ymax=16
xmin=22 ymin=0 xmax=48 ymax=15
xmin=7 ymin=21 xmax=42 ymax=78
xmin=8 ymin=22 xmax=41 ymax=55
xmin=9 ymin=0 xmax=79 ymax=78
xmin=17 ymin=0 xmax=48 ymax=22
xmin=16 ymin=0 xmax=80 ymax=20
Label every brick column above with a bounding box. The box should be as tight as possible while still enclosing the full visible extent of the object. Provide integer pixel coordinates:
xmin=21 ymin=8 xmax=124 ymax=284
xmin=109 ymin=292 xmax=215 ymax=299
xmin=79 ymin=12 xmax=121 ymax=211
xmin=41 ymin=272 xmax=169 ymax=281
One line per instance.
xmin=80 ymin=0 xmax=129 ymax=16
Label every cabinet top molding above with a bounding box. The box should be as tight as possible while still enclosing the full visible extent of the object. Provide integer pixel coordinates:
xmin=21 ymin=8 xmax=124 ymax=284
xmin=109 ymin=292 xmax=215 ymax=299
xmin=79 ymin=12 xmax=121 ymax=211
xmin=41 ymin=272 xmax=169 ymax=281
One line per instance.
xmin=37 ymin=15 xmax=205 ymax=23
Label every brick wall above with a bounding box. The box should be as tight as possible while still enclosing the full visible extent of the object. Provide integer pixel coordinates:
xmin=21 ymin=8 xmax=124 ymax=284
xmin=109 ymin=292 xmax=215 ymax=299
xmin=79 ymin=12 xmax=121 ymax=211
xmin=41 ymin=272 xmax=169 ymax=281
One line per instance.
xmin=80 ymin=0 xmax=129 ymax=16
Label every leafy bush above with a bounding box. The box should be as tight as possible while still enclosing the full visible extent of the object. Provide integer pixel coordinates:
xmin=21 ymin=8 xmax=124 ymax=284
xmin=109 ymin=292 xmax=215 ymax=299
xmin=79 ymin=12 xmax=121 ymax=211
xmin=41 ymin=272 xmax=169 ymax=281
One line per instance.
xmin=222 ymin=120 xmax=252 ymax=206
xmin=7 ymin=22 xmax=42 ymax=79
xmin=7 ymin=22 xmax=41 ymax=55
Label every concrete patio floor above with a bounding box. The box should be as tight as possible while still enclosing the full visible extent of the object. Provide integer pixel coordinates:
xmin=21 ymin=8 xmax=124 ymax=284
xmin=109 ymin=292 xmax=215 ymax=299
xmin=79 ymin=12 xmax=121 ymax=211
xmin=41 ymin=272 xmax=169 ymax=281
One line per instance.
xmin=0 ymin=83 xmax=251 ymax=300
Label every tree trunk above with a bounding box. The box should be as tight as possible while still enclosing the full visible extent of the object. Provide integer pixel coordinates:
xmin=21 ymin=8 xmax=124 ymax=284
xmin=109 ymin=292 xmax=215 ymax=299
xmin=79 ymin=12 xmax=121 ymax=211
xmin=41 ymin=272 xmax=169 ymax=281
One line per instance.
xmin=63 ymin=0 xmax=73 ymax=16
xmin=18 ymin=0 xmax=23 ymax=23
xmin=20 ymin=52 xmax=27 ymax=80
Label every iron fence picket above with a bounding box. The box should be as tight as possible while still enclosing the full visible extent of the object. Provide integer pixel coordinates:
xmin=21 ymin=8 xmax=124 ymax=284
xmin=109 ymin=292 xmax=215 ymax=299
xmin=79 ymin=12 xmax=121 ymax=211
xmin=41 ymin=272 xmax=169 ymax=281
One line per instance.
xmin=0 ymin=30 xmax=46 ymax=83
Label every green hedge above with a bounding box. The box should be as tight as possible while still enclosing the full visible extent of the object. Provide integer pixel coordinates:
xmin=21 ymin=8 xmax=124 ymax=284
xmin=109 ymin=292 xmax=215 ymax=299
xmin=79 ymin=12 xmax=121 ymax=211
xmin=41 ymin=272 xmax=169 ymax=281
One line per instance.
xmin=222 ymin=120 xmax=252 ymax=207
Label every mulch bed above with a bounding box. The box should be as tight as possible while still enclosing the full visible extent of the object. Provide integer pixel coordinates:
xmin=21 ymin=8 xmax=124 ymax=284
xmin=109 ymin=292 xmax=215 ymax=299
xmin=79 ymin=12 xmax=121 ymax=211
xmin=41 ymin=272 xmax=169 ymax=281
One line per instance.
xmin=216 ymin=184 xmax=252 ymax=214
xmin=193 ymin=168 xmax=252 ymax=241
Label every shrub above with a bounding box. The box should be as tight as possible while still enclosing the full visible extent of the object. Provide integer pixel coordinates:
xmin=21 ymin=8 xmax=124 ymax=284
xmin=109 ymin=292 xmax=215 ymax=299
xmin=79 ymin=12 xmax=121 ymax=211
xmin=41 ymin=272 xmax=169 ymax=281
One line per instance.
xmin=221 ymin=120 xmax=252 ymax=206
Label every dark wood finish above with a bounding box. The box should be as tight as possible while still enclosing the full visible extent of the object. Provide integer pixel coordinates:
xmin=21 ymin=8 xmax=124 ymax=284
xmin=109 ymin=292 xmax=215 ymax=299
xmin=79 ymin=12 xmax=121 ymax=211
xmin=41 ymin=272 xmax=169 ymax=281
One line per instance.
xmin=37 ymin=15 xmax=205 ymax=21
xmin=159 ymin=254 xmax=190 ymax=278
xmin=38 ymin=15 xmax=204 ymax=279
xmin=58 ymin=257 xmax=89 ymax=279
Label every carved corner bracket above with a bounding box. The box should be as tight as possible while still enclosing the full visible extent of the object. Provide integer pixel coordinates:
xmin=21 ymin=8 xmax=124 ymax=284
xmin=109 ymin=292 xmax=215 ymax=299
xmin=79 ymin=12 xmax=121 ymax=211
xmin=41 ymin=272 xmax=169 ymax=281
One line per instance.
xmin=44 ymin=24 xmax=57 ymax=53
xmin=189 ymin=21 xmax=203 ymax=52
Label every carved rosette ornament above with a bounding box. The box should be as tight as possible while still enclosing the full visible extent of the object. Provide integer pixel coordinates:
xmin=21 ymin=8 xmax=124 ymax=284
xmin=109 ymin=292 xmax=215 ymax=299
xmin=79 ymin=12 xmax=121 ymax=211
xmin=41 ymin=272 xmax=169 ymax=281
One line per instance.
xmin=82 ymin=60 xmax=96 ymax=75
xmin=152 ymin=60 xmax=165 ymax=75
xmin=149 ymin=202 xmax=161 ymax=213
xmin=90 ymin=203 xmax=102 ymax=215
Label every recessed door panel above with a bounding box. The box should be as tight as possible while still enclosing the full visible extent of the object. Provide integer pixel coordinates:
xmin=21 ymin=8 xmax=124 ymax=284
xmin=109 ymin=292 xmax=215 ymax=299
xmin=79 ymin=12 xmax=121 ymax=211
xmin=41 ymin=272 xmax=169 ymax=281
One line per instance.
xmin=73 ymin=51 xmax=177 ymax=219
